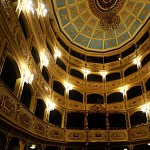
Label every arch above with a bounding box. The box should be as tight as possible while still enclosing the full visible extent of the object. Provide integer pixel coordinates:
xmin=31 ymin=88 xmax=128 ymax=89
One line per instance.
xmin=8 ymin=137 xmax=20 ymax=150
xmin=107 ymin=92 xmax=123 ymax=104
xmin=88 ymin=113 xmax=106 ymax=129
xmin=124 ymin=65 xmax=138 ymax=77
xmin=56 ymin=58 xmax=66 ymax=71
xmin=87 ymin=94 xmax=103 ymax=104
xmin=67 ymin=112 xmax=84 ymax=129
xmin=53 ymin=81 xmax=65 ymax=96
xmin=35 ymin=98 xmax=46 ymax=120
xmin=146 ymin=78 xmax=150 ymax=91
xmin=45 ymin=146 xmax=60 ymax=150
xmin=106 ymin=72 xmax=121 ymax=81
xmin=137 ymin=31 xmax=149 ymax=48
xmin=19 ymin=11 xmax=29 ymax=39
xmin=20 ymin=83 xmax=32 ymax=109
xmin=130 ymin=111 xmax=147 ymax=127
xmin=42 ymin=66 xmax=49 ymax=82
xmin=87 ymin=74 xmax=102 ymax=82
xmin=108 ymin=113 xmax=126 ymax=129
xmin=141 ymin=53 xmax=150 ymax=67
xmin=1 ymin=56 xmax=21 ymax=92
xmin=70 ymin=69 xmax=84 ymax=79
xmin=0 ymin=131 xmax=6 ymax=150
xmin=127 ymin=86 xmax=142 ymax=100
xmin=49 ymin=109 xmax=62 ymax=127
xmin=69 ymin=90 xmax=83 ymax=102
xmin=31 ymin=47 xmax=40 ymax=65
xmin=134 ymin=144 xmax=150 ymax=150
xmin=46 ymin=41 xmax=53 ymax=55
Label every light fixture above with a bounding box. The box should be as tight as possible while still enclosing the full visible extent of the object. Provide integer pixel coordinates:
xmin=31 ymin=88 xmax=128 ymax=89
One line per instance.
xmin=23 ymin=70 xmax=34 ymax=84
xmin=99 ymin=71 xmax=108 ymax=78
xmin=37 ymin=3 xmax=47 ymax=17
xmin=82 ymin=68 xmax=90 ymax=76
xmin=148 ymin=143 xmax=150 ymax=145
xmin=41 ymin=52 xmax=49 ymax=67
xmin=20 ymin=0 xmax=34 ymax=13
xmin=133 ymin=57 xmax=141 ymax=67
xmin=124 ymin=149 xmax=128 ymax=150
xmin=47 ymin=100 xmax=56 ymax=111
xmin=64 ymin=81 xmax=73 ymax=91
xmin=54 ymin=46 xmax=61 ymax=58
xmin=30 ymin=144 xmax=37 ymax=149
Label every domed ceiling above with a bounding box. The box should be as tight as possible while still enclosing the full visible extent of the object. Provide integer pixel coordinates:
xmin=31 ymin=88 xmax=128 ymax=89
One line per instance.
xmin=51 ymin=0 xmax=150 ymax=52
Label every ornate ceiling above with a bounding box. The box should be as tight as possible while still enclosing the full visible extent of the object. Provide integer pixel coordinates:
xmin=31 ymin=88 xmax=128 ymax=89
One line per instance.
xmin=52 ymin=0 xmax=150 ymax=52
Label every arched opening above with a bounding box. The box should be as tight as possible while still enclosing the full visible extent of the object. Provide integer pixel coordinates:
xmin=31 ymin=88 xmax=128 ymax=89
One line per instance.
xmin=56 ymin=58 xmax=66 ymax=71
xmin=46 ymin=41 xmax=53 ymax=55
xmin=108 ymin=113 xmax=126 ymax=129
xmin=49 ymin=109 xmax=62 ymax=127
xmin=130 ymin=111 xmax=147 ymax=127
xmin=104 ymin=54 xmax=120 ymax=63
xmin=137 ymin=31 xmax=149 ymax=48
xmin=35 ymin=99 xmax=46 ymax=120
xmin=134 ymin=144 xmax=150 ymax=150
xmin=0 ymin=56 xmax=21 ymax=92
xmin=106 ymin=72 xmax=121 ymax=81
xmin=8 ymin=137 xmax=20 ymax=150
xmin=45 ymin=146 xmax=60 ymax=150
xmin=42 ymin=66 xmax=49 ymax=82
xmin=53 ymin=81 xmax=65 ymax=96
xmin=107 ymin=92 xmax=123 ymax=104
xmin=19 ymin=11 xmax=29 ymax=39
xmin=31 ymin=47 xmax=40 ymax=65
xmin=127 ymin=86 xmax=142 ymax=100
xmin=141 ymin=53 xmax=150 ymax=67
xmin=124 ymin=65 xmax=138 ymax=77
xmin=146 ymin=78 xmax=150 ymax=91
xmin=70 ymin=69 xmax=84 ymax=79
xmin=0 ymin=131 xmax=6 ymax=150
xmin=87 ymin=94 xmax=103 ymax=104
xmin=67 ymin=112 xmax=84 ymax=129
xmin=20 ymin=83 xmax=32 ymax=109
xmin=88 ymin=113 xmax=106 ymax=129
xmin=87 ymin=74 xmax=102 ymax=82
xmin=69 ymin=90 xmax=83 ymax=102
xmin=121 ymin=45 xmax=135 ymax=58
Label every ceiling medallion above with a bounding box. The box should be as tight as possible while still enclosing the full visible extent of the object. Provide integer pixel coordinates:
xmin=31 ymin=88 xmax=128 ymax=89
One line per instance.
xmin=88 ymin=0 xmax=125 ymax=31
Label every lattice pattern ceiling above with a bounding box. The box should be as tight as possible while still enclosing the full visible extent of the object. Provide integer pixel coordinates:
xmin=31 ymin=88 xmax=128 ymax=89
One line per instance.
xmin=52 ymin=0 xmax=150 ymax=52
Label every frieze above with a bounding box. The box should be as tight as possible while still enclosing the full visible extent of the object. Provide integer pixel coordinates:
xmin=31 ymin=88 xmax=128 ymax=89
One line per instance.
xmin=0 ymin=95 xmax=15 ymax=115
xmin=90 ymin=104 xmax=105 ymax=112
xmin=66 ymin=130 xmax=86 ymax=141
xmin=126 ymin=96 xmax=144 ymax=109
xmin=109 ymin=130 xmax=128 ymax=141
xmin=35 ymin=123 xmax=45 ymax=135
xmin=107 ymin=102 xmax=125 ymax=111
xmin=91 ymin=130 xmax=106 ymax=141
xmin=130 ymin=126 xmax=149 ymax=140
xmin=49 ymin=129 xmax=65 ymax=140
xmin=67 ymin=101 xmax=85 ymax=110
xmin=20 ymin=113 xmax=32 ymax=128
xmin=105 ymin=79 xmax=122 ymax=90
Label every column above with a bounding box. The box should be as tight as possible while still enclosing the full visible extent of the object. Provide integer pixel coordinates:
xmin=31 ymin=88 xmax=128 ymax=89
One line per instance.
xmin=128 ymin=144 xmax=134 ymax=150
xmin=125 ymin=111 xmax=131 ymax=129
xmin=29 ymin=93 xmax=37 ymax=113
xmin=19 ymin=140 xmax=26 ymax=150
xmin=106 ymin=112 xmax=109 ymax=129
xmin=61 ymin=110 xmax=66 ymax=128
xmin=4 ymin=133 xmax=12 ymax=150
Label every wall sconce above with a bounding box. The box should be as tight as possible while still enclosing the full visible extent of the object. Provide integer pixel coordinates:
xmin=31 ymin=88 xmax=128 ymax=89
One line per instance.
xmin=133 ymin=57 xmax=141 ymax=68
xmin=20 ymin=0 xmax=34 ymax=13
xmin=37 ymin=3 xmax=47 ymax=17
xmin=23 ymin=70 xmax=34 ymax=84
xmin=41 ymin=52 xmax=49 ymax=67
xmin=82 ymin=68 xmax=90 ymax=77
xmin=99 ymin=71 xmax=108 ymax=79
xmin=47 ymin=100 xmax=56 ymax=111
xmin=54 ymin=46 xmax=61 ymax=59
xmin=64 ymin=81 xmax=73 ymax=91
xmin=30 ymin=144 xmax=37 ymax=149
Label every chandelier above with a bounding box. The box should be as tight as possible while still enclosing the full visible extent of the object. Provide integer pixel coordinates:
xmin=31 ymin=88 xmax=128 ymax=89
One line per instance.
xmin=88 ymin=0 xmax=125 ymax=31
